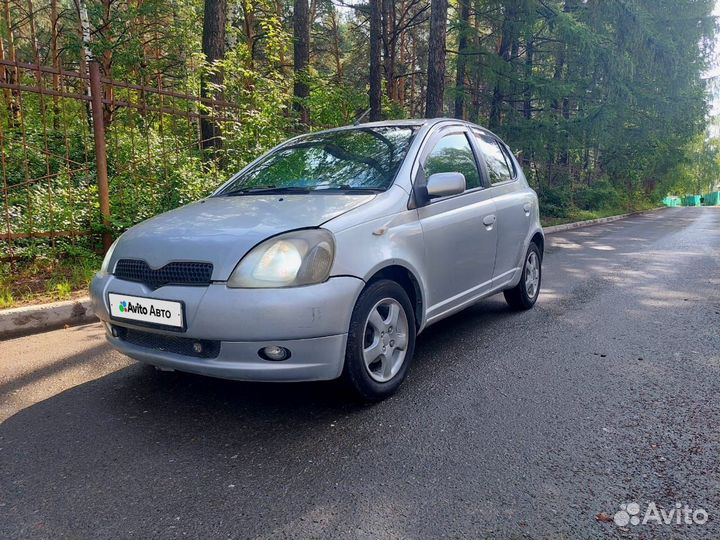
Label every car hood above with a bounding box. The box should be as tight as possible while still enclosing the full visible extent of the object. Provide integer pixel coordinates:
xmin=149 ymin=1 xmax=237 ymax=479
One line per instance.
xmin=110 ymin=194 xmax=375 ymax=281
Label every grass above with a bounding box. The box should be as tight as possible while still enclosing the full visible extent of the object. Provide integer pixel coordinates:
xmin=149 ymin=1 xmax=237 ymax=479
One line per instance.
xmin=540 ymin=202 xmax=658 ymax=228
xmin=0 ymin=250 xmax=100 ymax=310
xmin=0 ymin=288 xmax=14 ymax=309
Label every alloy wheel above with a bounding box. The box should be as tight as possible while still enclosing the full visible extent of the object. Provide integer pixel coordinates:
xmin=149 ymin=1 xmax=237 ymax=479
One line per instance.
xmin=362 ymin=297 xmax=409 ymax=383
xmin=525 ymin=251 xmax=540 ymax=299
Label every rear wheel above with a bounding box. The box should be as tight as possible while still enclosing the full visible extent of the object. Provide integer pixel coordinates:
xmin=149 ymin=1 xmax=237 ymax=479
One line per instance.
xmin=504 ymin=243 xmax=542 ymax=310
xmin=342 ymin=279 xmax=416 ymax=401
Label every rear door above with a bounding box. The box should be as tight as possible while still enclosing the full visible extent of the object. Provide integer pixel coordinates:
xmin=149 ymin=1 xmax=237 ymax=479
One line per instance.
xmin=416 ymin=126 xmax=498 ymax=323
xmin=472 ymin=130 xmax=532 ymax=286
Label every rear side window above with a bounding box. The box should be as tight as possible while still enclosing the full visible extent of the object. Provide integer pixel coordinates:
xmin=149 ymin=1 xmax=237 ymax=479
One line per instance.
xmin=499 ymin=143 xmax=517 ymax=177
xmin=475 ymin=132 xmax=513 ymax=185
xmin=423 ymin=133 xmax=481 ymax=190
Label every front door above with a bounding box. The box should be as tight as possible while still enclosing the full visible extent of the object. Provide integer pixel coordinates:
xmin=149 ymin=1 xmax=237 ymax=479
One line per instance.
xmin=416 ymin=128 xmax=498 ymax=323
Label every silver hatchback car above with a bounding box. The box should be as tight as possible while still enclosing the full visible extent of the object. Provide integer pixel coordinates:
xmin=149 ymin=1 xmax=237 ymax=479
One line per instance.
xmin=91 ymin=118 xmax=543 ymax=400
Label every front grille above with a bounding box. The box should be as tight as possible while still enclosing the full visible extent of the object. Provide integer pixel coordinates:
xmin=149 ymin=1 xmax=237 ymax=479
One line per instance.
xmin=114 ymin=259 xmax=213 ymax=289
xmin=115 ymin=326 xmax=220 ymax=359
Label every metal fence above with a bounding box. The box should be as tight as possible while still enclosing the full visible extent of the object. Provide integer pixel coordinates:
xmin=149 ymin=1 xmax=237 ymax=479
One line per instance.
xmin=0 ymin=0 xmax=233 ymax=260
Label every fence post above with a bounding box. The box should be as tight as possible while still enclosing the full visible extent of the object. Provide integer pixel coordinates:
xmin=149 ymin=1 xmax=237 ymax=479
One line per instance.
xmin=88 ymin=60 xmax=112 ymax=253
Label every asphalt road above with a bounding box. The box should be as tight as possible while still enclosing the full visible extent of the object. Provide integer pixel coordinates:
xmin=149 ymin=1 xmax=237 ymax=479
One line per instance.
xmin=1 ymin=207 xmax=719 ymax=540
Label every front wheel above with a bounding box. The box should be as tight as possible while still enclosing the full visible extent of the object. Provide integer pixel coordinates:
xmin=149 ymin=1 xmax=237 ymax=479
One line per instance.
xmin=504 ymin=243 xmax=542 ymax=310
xmin=342 ymin=279 xmax=416 ymax=401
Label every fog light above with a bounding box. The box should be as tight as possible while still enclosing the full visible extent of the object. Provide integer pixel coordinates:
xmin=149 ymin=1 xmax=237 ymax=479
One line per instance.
xmin=259 ymin=345 xmax=291 ymax=361
xmin=110 ymin=325 xmax=126 ymax=338
xmin=193 ymin=342 xmax=204 ymax=354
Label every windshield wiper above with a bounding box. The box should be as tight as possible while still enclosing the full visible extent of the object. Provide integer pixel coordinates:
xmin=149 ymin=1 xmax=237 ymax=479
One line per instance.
xmin=316 ymin=185 xmax=385 ymax=194
xmin=222 ymin=184 xmax=384 ymax=197
xmin=222 ymin=186 xmax=312 ymax=196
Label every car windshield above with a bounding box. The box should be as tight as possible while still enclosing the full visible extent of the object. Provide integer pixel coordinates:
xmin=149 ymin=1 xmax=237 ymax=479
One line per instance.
xmin=217 ymin=126 xmax=417 ymax=195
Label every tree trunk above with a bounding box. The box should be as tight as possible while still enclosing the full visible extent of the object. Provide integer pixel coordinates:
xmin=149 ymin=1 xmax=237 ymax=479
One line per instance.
xmin=425 ymin=0 xmax=447 ymax=118
xmin=1 ymin=0 xmax=19 ymax=124
xmin=330 ymin=9 xmax=343 ymax=84
xmin=200 ymin=0 xmax=227 ymax=151
xmin=489 ymin=2 xmax=516 ymax=130
xmin=77 ymin=0 xmax=94 ymax=131
xmin=275 ymin=0 xmax=288 ymax=77
xmin=100 ymin=0 xmax=114 ymax=129
xmin=468 ymin=1 xmax=481 ymax=123
xmin=293 ymin=0 xmax=310 ymax=127
xmin=523 ymin=38 xmax=533 ymax=120
xmin=409 ymin=32 xmax=416 ymax=116
xmin=369 ymin=0 xmax=382 ymax=121
xmin=50 ymin=0 xmax=60 ymax=124
xmin=551 ymin=40 xmax=567 ymax=171
xmin=381 ymin=0 xmax=399 ymax=103
xmin=241 ymin=0 xmax=256 ymax=71
xmin=397 ymin=30 xmax=406 ymax=105
xmin=453 ymin=0 xmax=470 ymax=119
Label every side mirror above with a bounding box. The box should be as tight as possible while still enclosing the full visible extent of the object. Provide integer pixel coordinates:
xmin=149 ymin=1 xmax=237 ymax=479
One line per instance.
xmin=426 ymin=172 xmax=466 ymax=199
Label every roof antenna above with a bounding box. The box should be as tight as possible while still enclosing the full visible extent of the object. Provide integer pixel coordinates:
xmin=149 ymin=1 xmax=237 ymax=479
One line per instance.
xmin=353 ymin=108 xmax=371 ymax=126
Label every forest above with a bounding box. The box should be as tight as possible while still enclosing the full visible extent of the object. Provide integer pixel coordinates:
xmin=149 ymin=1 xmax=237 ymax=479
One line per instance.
xmin=0 ymin=0 xmax=718 ymax=306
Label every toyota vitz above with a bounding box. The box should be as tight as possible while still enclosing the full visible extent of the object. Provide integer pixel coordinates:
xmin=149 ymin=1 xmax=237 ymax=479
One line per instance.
xmin=91 ymin=119 xmax=544 ymax=400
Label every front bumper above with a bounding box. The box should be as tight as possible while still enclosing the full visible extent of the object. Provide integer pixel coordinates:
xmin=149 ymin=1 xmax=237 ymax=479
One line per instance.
xmin=91 ymin=274 xmax=365 ymax=382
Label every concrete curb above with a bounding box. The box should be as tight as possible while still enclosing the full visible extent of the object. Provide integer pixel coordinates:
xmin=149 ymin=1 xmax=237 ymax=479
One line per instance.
xmin=543 ymin=207 xmax=666 ymax=235
xmin=0 ymin=297 xmax=95 ymax=340
xmin=0 ymin=206 xmax=670 ymax=340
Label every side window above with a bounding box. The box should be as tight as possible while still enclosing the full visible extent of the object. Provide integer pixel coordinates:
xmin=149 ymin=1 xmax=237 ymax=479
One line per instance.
xmin=423 ymin=133 xmax=481 ymax=190
xmin=499 ymin=142 xmax=517 ymax=178
xmin=475 ymin=132 xmax=513 ymax=185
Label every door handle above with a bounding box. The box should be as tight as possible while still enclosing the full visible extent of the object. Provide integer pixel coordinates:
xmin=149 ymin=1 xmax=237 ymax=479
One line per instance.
xmin=482 ymin=214 xmax=496 ymax=227
xmin=523 ymin=202 xmax=532 ymax=213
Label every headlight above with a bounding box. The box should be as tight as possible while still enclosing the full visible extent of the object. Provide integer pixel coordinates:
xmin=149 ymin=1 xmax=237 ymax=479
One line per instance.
xmin=228 ymin=229 xmax=335 ymax=288
xmin=99 ymin=237 xmax=120 ymax=274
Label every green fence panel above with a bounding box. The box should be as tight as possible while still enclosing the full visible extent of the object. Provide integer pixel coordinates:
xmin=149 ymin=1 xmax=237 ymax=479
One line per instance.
xmin=702 ymin=191 xmax=720 ymax=206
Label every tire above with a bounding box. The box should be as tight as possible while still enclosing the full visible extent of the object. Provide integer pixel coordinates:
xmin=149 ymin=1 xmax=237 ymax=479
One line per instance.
xmin=342 ymin=279 xmax=417 ymax=401
xmin=503 ymin=242 xmax=542 ymax=311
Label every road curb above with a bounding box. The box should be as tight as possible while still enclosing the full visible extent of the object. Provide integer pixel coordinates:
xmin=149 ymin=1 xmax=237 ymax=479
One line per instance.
xmin=543 ymin=207 xmax=666 ymax=235
xmin=0 ymin=297 xmax=95 ymax=340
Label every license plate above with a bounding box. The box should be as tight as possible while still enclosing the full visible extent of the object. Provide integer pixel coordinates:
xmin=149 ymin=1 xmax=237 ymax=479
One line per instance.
xmin=108 ymin=293 xmax=184 ymax=329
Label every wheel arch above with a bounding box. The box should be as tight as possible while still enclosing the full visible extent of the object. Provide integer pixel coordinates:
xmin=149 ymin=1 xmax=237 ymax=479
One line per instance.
xmin=365 ymin=264 xmax=424 ymax=330
xmin=530 ymin=230 xmax=545 ymax=259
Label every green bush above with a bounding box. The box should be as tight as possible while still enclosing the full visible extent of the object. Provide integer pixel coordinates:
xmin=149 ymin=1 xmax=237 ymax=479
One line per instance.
xmin=538 ymin=186 xmax=572 ymax=218
xmin=573 ymin=179 xmax=624 ymax=211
